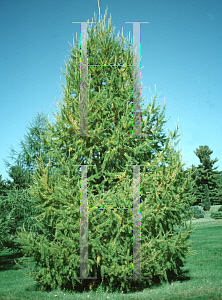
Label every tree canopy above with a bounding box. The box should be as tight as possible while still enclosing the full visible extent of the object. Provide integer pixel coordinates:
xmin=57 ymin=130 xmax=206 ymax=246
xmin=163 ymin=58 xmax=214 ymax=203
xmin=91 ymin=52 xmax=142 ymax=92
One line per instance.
xmin=15 ymin=6 xmax=197 ymax=293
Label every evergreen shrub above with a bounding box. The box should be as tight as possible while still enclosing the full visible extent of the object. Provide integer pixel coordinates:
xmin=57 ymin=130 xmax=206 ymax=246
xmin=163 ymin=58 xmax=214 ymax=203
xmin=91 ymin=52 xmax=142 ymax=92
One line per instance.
xmin=210 ymin=211 xmax=222 ymax=219
xmin=183 ymin=205 xmax=205 ymax=220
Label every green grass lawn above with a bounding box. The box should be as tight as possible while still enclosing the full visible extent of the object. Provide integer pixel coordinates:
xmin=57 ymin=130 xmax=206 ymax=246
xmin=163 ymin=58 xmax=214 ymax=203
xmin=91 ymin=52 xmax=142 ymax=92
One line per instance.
xmin=0 ymin=205 xmax=222 ymax=300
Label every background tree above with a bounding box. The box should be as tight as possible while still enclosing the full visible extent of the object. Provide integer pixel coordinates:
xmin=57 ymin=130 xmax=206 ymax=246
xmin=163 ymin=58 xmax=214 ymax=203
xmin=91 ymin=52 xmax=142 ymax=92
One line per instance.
xmin=3 ymin=110 xmax=56 ymax=186
xmin=182 ymin=164 xmax=201 ymax=206
xmin=0 ymin=111 xmax=53 ymax=252
xmin=5 ymin=164 xmax=30 ymax=191
xmin=16 ymin=7 xmax=197 ymax=294
xmin=215 ymin=173 xmax=222 ymax=201
xmin=203 ymin=184 xmax=211 ymax=211
xmin=0 ymin=186 xmax=37 ymax=252
xmin=0 ymin=175 xmax=12 ymax=251
xmin=0 ymin=174 xmax=10 ymax=197
xmin=193 ymin=145 xmax=222 ymax=206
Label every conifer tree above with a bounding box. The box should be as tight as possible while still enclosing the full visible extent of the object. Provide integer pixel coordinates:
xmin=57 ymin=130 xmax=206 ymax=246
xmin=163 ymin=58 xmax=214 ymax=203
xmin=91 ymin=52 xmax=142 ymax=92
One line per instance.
xmin=193 ymin=145 xmax=222 ymax=206
xmin=16 ymin=7 xmax=197 ymax=293
xmin=0 ymin=175 xmax=12 ymax=251
xmin=0 ymin=111 xmax=52 ymax=252
xmin=203 ymin=184 xmax=211 ymax=211
xmin=0 ymin=174 xmax=9 ymax=197
xmin=215 ymin=173 xmax=222 ymax=203
xmin=3 ymin=110 xmax=55 ymax=187
xmin=183 ymin=164 xmax=201 ymax=206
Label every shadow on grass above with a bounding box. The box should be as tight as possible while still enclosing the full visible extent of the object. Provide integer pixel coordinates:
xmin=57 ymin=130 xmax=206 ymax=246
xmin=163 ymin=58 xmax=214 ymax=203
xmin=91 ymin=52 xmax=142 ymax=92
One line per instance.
xmin=0 ymin=250 xmax=23 ymax=272
xmin=0 ymin=249 xmax=193 ymax=295
xmin=49 ymin=266 xmax=192 ymax=295
xmin=3 ymin=262 xmax=191 ymax=296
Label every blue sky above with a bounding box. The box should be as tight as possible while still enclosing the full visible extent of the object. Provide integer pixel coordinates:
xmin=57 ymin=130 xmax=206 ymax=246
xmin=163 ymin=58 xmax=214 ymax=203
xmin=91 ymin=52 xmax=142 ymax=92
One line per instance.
xmin=1 ymin=0 xmax=222 ymax=182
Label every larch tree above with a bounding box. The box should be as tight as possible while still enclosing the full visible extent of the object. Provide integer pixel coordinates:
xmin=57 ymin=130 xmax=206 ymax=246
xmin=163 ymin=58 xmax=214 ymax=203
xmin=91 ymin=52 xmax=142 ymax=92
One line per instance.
xmin=3 ymin=110 xmax=56 ymax=187
xmin=0 ymin=111 xmax=54 ymax=252
xmin=16 ymin=6 xmax=197 ymax=294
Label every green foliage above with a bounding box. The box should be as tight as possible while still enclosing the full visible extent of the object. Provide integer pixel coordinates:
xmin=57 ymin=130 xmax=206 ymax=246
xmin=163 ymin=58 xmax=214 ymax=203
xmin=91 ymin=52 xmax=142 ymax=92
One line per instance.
xmin=0 ymin=186 xmax=42 ymax=252
xmin=183 ymin=205 xmax=205 ymax=220
xmin=192 ymin=146 xmax=222 ymax=206
xmin=0 ymin=174 xmax=10 ymax=197
xmin=218 ymin=205 xmax=222 ymax=212
xmin=6 ymin=165 xmax=30 ymax=190
xmin=2 ymin=212 xmax=222 ymax=299
xmin=0 ymin=111 xmax=55 ymax=253
xmin=177 ymin=165 xmax=198 ymax=206
xmin=0 ymin=176 xmax=14 ymax=252
xmin=215 ymin=174 xmax=222 ymax=205
xmin=17 ymin=153 xmax=197 ymax=293
xmin=3 ymin=110 xmax=54 ymax=188
xmin=203 ymin=184 xmax=211 ymax=211
xmin=210 ymin=211 xmax=222 ymax=219
xmin=180 ymin=165 xmax=200 ymax=207
xmin=16 ymin=7 xmax=197 ymax=293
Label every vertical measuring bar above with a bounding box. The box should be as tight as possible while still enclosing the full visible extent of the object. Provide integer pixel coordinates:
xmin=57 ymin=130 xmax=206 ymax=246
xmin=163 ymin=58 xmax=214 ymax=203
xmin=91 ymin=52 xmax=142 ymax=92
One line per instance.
xmin=132 ymin=165 xmax=141 ymax=279
xmin=71 ymin=21 xmax=96 ymax=137
xmin=80 ymin=23 xmax=88 ymax=136
xmin=71 ymin=20 xmax=150 ymax=281
xmin=71 ymin=164 xmax=97 ymax=279
xmin=124 ymin=21 xmax=149 ymax=138
xmin=125 ymin=164 xmax=150 ymax=280
xmin=80 ymin=165 xmax=88 ymax=278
